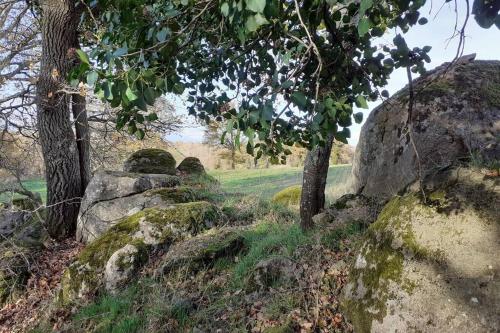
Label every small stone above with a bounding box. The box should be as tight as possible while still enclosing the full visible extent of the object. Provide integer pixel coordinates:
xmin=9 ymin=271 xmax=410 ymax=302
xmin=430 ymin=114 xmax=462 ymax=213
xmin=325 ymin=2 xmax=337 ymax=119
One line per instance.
xmin=104 ymin=244 xmax=143 ymax=294
xmin=312 ymin=212 xmax=330 ymax=224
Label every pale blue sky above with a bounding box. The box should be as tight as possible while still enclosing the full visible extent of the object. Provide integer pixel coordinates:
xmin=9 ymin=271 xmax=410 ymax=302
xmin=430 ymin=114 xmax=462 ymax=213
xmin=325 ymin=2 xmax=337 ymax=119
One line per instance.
xmin=167 ymin=1 xmax=500 ymax=146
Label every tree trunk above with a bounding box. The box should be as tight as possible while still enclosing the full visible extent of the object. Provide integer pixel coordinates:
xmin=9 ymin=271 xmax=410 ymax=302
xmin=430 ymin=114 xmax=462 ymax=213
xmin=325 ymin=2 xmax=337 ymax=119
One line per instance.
xmin=231 ymin=148 xmax=236 ymax=169
xmin=72 ymin=93 xmax=91 ymax=191
xmin=300 ymin=134 xmax=335 ymax=230
xmin=36 ymin=0 xmax=82 ymax=239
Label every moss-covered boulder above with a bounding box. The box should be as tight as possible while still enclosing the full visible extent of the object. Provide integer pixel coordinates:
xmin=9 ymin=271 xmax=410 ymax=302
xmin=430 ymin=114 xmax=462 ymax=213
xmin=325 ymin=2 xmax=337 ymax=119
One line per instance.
xmin=342 ymin=168 xmax=500 ymax=333
xmin=177 ymin=157 xmax=206 ymax=175
xmin=0 ymin=210 xmax=47 ymax=305
xmin=77 ymin=171 xmax=182 ymax=243
xmin=271 ymin=186 xmax=301 ymax=207
xmin=157 ymin=226 xmax=246 ymax=275
xmin=59 ymin=201 xmax=221 ymax=304
xmin=123 ymin=148 xmax=177 ymax=175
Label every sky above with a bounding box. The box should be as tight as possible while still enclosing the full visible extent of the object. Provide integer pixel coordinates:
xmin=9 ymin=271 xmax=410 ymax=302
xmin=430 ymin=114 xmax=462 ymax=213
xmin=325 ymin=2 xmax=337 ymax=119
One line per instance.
xmin=166 ymin=1 xmax=500 ymax=147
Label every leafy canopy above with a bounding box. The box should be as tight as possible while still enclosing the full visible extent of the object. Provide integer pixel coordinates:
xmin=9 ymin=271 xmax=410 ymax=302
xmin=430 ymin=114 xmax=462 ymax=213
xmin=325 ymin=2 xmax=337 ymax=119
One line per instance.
xmin=71 ymin=0 xmax=494 ymax=161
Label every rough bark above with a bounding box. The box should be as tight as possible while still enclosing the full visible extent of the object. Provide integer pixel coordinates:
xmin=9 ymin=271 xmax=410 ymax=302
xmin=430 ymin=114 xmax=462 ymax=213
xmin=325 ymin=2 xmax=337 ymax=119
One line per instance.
xmin=36 ymin=0 xmax=82 ymax=239
xmin=300 ymin=134 xmax=335 ymax=230
xmin=72 ymin=93 xmax=91 ymax=191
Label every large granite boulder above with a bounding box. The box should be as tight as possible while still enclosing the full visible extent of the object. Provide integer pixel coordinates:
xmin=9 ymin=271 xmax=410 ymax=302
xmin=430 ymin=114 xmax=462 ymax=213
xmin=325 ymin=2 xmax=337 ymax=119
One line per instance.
xmin=76 ymin=171 xmax=182 ymax=243
xmin=342 ymin=168 xmax=500 ymax=332
xmin=60 ymin=201 xmax=221 ymax=303
xmin=123 ymin=148 xmax=176 ymax=175
xmin=353 ymin=57 xmax=500 ymax=200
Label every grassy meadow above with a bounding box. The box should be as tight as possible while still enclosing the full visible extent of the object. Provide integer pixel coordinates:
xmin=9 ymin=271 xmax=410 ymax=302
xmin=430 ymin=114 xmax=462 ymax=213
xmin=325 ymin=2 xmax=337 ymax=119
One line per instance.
xmin=0 ymin=164 xmax=352 ymax=204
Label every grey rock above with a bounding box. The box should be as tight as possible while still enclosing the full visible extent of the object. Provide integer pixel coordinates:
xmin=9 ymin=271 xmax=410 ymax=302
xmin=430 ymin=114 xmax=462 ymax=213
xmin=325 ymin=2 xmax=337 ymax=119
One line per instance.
xmin=250 ymin=257 xmax=297 ymax=290
xmin=353 ymin=59 xmax=500 ymax=200
xmin=0 ymin=209 xmax=31 ymax=239
xmin=342 ymin=168 xmax=500 ymax=333
xmin=104 ymin=244 xmax=144 ymax=294
xmin=76 ymin=170 xmax=181 ymax=243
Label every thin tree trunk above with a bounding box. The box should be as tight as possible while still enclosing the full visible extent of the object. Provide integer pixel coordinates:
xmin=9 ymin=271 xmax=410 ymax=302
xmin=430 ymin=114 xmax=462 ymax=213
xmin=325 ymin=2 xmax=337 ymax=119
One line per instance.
xmin=72 ymin=93 xmax=91 ymax=191
xmin=300 ymin=133 xmax=334 ymax=230
xmin=231 ymin=148 xmax=235 ymax=169
xmin=37 ymin=0 xmax=82 ymax=239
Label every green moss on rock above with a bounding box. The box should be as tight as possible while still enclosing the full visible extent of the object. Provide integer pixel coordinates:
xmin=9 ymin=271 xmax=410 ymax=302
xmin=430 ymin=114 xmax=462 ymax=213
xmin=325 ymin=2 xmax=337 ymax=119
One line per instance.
xmin=177 ymin=157 xmax=206 ymax=175
xmin=58 ymin=201 xmax=221 ymax=305
xmin=271 ymin=186 xmax=301 ymax=206
xmin=123 ymin=148 xmax=176 ymax=175
xmin=342 ymin=195 xmax=424 ymax=332
xmin=144 ymin=186 xmax=200 ymax=203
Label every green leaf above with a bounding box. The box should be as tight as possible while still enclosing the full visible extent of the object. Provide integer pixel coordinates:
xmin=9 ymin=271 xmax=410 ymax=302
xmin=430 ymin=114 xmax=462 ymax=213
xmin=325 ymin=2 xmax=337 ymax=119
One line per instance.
xmin=125 ymin=87 xmax=138 ymax=101
xmin=76 ymin=49 xmax=90 ymax=66
xmin=246 ymin=0 xmax=266 ymax=13
xmin=291 ymin=92 xmax=307 ymax=108
xmin=156 ymin=28 xmax=169 ymax=42
xmin=358 ymin=18 xmax=370 ymax=36
xmin=359 ymin=0 xmax=373 ymax=16
xmin=144 ymin=87 xmax=156 ymax=105
xmin=86 ymin=71 xmax=98 ymax=86
xmin=135 ymin=129 xmax=145 ymax=140
xmin=418 ymin=17 xmax=428 ymax=25
xmin=147 ymin=113 xmax=158 ymax=121
xmin=220 ymin=131 xmax=227 ymax=145
xmin=354 ymin=112 xmax=363 ymax=124
xmin=246 ymin=13 xmax=268 ymax=32
xmin=281 ymin=80 xmax=294 ymax=89
xmin=246 ymin=142 xmax=254 ymax=155
xmin=221 ymin=2 xmax=229 ymax=16
xmin=355 ymin=95 xmax=368 ymax=109
xmin=113 ymin=46 xmax=128 ymax=57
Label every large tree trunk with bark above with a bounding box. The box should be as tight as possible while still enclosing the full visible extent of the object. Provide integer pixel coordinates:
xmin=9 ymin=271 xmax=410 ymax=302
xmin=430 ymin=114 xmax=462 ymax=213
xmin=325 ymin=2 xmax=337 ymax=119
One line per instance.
xmin=36 ymin=0 xmax=83 ymax=239
xmin=300 ymin=134 xmax=334 ymax=230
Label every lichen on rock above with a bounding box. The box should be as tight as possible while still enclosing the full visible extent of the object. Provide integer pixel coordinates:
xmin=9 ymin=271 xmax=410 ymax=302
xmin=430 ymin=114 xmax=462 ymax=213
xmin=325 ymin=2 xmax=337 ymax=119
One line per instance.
xmin=59 ymin=201 xmax=221 ymax=304
xmin=342 ymin=168 xmax=500 ymax=333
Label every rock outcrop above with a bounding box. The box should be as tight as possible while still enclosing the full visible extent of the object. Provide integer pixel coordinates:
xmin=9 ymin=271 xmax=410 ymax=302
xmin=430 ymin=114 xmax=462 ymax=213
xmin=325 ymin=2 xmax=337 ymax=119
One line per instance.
xmin=76 ymin=171 xmax=181 ymax=243
xmin=60 ymin=201 xmax=221 ymax=303
xmin=123 ymin=148 xmax=177 ymax=175
xmin=353 ymin=58 xmax=500 ymax=200
xmin=342 ymin=168 xmax=500 ymax=332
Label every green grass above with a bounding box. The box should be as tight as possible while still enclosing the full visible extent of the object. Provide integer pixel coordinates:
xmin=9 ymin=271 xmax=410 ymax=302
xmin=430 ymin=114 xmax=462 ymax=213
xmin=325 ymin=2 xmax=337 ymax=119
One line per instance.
xmin=0 ymin=179 xmax=47 ymax=204
xmin=210 ymin=164 xmax=352 ymax=200
xmin=68 ymin=284 xmax=145 ymax=333
xmin=0 ymin=165 xmax=352 ymax=205
xmin=232 ymin=222 xmax=311 ymax=288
